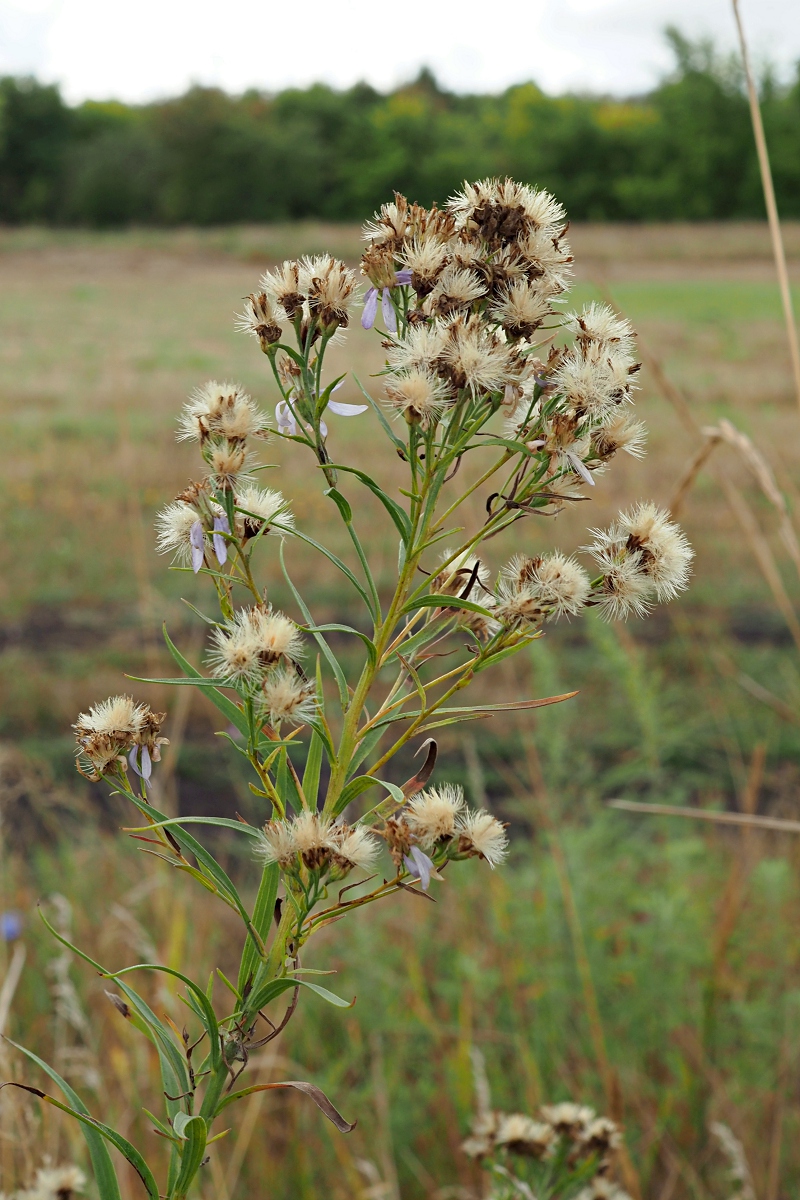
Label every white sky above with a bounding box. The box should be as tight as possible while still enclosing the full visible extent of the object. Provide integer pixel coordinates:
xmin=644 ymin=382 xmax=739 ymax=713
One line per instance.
xmin=0 ymin=0 xmax=798 ymax=104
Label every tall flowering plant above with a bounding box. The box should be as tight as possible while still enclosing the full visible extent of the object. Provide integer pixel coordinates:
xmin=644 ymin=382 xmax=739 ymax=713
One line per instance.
xmin=6 ymin=180 xmax=692 ymax=1199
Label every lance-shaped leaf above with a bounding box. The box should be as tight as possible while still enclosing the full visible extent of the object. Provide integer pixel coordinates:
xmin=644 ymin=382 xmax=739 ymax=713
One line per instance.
xmin=323 ymin=464 xmax=411 ymax=544
xmin=244 ymin=975 xmax=354 ymax=1020
xmin=5 ymin=1041 xmax=122 ymax=1200
xmin=237 ymin=861 xmax=279 ymax=998
xmin=217 ymin=1079 xmax=356 ymax=1132
xmin=332 ymin=774 xmax=404 ymax=819
xmin=171 ymin=1114 xmax=207 ymax=1199
xmin=105 ymin=965 xmax=222 ymax=1071
xmin=399 ymin=594 xmax=497 ymax=619
xmin=0 ymin=1083 xmax=158 ymax=1200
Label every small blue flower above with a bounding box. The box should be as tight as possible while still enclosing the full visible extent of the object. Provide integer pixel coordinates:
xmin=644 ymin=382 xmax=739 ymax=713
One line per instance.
xmin=212 ymin=514 xmax=230 ymax=565
xmin=1 ymin=912 xmax=23 ymax=941
xmin=361 ymin=271 xmax=412 ymax=331
xmin=403 ymin=845 xmax=435 ymax=890
xmin=129 ymin=744 xmax=152 ymax=789
xmin=189 ymin=520 xmax=205 ymax=574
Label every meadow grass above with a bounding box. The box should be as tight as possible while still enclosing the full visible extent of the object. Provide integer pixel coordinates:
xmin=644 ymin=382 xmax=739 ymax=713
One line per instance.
xmin=2 ymin=223 xmax=800 ymax=1199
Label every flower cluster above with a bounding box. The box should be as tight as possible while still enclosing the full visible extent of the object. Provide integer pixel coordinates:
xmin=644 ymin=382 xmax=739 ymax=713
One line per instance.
xmin=238 ymin=255 xmax=360 ymax=350
xmin=259 ymin=811 xmax=380 ymax=881
xmin=73 ymin=696 xmax=167 ymax=783
xmin=463 ymin=1100 xmax=630 ymax=1200
xmin=155 ymin=377 xmax=295 ymax=576
xmin=382 ymin=784 xmax=508 ymax=890
xmin=206 ymin=604 xmax=314 ymax=726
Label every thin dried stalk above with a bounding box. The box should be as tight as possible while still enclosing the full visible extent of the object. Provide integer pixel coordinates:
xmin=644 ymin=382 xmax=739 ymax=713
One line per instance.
xmin=704 ymin=418 xmax=800 ymax=582
xmin=609 ymin=799 xmax=800 ymax=835
xmin=732 ymin=0 xmax=800 ymax=412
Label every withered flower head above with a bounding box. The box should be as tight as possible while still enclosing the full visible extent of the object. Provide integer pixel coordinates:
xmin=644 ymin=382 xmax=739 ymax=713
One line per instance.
xmin=236 ymin=292 xmax=283 ymax=351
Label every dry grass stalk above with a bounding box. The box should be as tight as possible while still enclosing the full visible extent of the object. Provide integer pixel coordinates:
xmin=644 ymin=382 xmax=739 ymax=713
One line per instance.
xmin=732 ymin=0 xmax=800 ymax=412
xmin=608 ymin=798 xmax=800 ymax=834
xmin=710 ymin=1121 xmax=757 ymax=1200
xmin=703 ymin=418 xmax=800 ymax=581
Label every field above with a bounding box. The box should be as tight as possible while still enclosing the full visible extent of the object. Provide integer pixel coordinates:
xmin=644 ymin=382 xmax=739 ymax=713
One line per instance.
xmin=2 ymin=222 xmax=800 ymax=1200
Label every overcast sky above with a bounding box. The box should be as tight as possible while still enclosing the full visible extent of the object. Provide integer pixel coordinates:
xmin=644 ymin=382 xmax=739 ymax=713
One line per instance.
xmin=0 ymin=0 xmax=798 ymax=104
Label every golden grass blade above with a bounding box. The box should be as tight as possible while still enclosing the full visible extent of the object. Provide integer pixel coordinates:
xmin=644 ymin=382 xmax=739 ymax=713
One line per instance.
xmin=0 ymin=944 xmax=26 ymax=1036
xmin=608 ymin=799 xmax=800 ymax=834
xmin=732 ymin=0 xmax=800 ymax=412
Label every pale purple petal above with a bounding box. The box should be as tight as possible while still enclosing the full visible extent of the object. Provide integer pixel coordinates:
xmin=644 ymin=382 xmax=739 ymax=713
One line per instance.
xmin=381 ymin=287 xmax=397 ymax=333
xmin=213 ymin=515 xmax=229 ymax=565
xmin=129 ymin=746 xmax=140 ymax=775
xmin=189 ymin=520 xmax=205 ymax=574
xmin=395 ymin=268 xmax=413 ymax=285
xmin=361 ymin=287 xmax=379 ymax=330
xmin=275 ymin=400 xmax=298 ymax=436
xmin=320 ymin=419 xmax=328 ymax=438
xmin=140 ymin=745 xmax=152 ymax=781
xmin=404 ymin=845 xmax=434 ymax=891
xmin=566 ymin=451 xmax=595 ymax=487
xmin=327 ymin=401 xmax=368 ymax=417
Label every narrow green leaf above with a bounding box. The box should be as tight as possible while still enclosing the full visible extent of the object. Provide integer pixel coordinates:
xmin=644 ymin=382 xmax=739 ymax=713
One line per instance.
xmin=332 ymin=775 xmax=404 ymax=818
xmin=352 ymin=373 xmax=405 ymax=452
xmin=325 ymin=463 xmax=411 ymax=544
xmin=288 ymin=528 xmax=373 ymax=613
xmin=172 ymin=1114 xmax=207 ymax=1198
xmin=302 ymin=729 xmax=324 ymax=810
xmin=6 ymin=1041 xmax=122 ymax=1200
xmin=280 ymin=541 xmax=348 ymax=708
xmin=304 ymin=623 xmax=378 ymax=670
xmin=106 ymin=965 xmax=222 ymax=1071
xmin=237 ymin=861 xmax=279 ymax=998
xmin=324 ymin=486 xmax=353 ymax=523
xmin=162 ymin=626 xmax=248 ymax=736
xmin=2 ymin=1083 xmax=158 ymax=1200
xmin=399 ymin=594 xmax=497 ymax=619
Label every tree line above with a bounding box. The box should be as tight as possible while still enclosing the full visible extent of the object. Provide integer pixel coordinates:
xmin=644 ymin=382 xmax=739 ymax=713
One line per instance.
xmin=1 ymin=30 xmax=798 ymax=227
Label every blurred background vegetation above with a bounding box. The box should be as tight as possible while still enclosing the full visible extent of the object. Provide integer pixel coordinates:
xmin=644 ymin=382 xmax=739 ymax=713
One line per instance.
xmin=3 ymin=24 xmax=800 ymax=1200
xmin=1 ymin=30 xmax=800 ymax=227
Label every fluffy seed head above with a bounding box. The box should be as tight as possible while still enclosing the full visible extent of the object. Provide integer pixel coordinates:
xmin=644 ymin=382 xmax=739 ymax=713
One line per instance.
xmin=405 ymin=784 xmax=466 ymax=848
xmin=568 ymin=302 xmax=635 ymax=353
xmin=261 ymin=670 xmax=316 ymax=726
xmin=258 ymin=820 xmax=297 ymax=868
xmin=489 ymin=280 xmax=553 ymax=339
xmin=495 ymin=1114 xmax=554 ymax=1158
xmin=590 ymin=550 xmax=653 ymax=620
xmin=385 ymin=368 xmax=449 ymax=428
xmin=327 ymin=823 xmax=381 ymax=872
xmin=426 ymin=264 xmax=486 ymax=316
xmin=591 ymin=413 xmax=647 ymax=461
xmin=291 ymin=810 xmax=333 ymax=870
xmin=386 ymin=322 xmax=449 ymax=375
xmin=155 ymin=501 xmax=206 ymax=566
xmin=236 ymin=292 xmax=283 ymax=350
xmin=206 ymin=621 xmax=262 ymax=684
xmin=455 ymin=810 xmax=509 ymax=866
xmin=433 ymin=550 xmax=491 ymax=601
xmin=75 ymin=695 xmax=146 ymax=740
xmin=540 ymin=1103 xmax=596 ymax=1135
xmin=207 ymin=442 xmax=251 ymax=490
xmin=616 ymin=503 xmax=694 ymax=600
xmin=400 ymin=237 xmax=450 ymax=295
xmin=177 ymin=381 xmax=269 ymax=443
xmin=502 ymin=552 xmax=591 ymax=620
xmin=31 ymin=1166 xmax=87 ymax=1200
xmin=260 ymin=261 xmax=304 ymax=319
xmin=236 ymin=484 xmax=294 ymax=538
xmin=440 ymin=315 xmax=513 ymax=394
xmin=448 ymin=179 xmax=566 ymax=248
xmin=301 ymin=255 xmax=359 ymax=329
xmin=73 ymin=697 xmax=165 ymax=781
